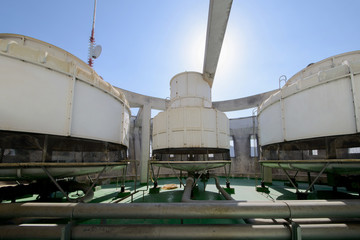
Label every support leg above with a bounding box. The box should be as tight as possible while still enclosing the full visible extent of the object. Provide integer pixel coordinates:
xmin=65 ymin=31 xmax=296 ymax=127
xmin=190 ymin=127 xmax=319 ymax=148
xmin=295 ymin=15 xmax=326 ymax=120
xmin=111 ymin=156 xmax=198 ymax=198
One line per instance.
xmin=223 ymin=163 xmax=235 ymax=194
xmin=149 ymin=163 xmax=160 ymax=194
xmin=42 ymin=167 xmax=71 ymax=202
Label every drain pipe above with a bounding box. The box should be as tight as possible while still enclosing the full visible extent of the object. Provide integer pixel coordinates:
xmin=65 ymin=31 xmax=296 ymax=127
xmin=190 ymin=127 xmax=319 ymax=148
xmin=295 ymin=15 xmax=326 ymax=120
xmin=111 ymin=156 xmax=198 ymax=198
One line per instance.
xmin=214 ymin=176 xmax=234 ymax=200
xmin=182 ymin=177 xmax=235 ymax=202
xmin=181 ymin=177 xmax=195 ymax=202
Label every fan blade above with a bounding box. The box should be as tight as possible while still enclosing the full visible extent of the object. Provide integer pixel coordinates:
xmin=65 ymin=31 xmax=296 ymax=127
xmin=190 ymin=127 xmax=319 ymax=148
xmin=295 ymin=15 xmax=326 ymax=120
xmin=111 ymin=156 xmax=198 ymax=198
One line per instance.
xmin=203 ymin=0 xmax=233 ymax=87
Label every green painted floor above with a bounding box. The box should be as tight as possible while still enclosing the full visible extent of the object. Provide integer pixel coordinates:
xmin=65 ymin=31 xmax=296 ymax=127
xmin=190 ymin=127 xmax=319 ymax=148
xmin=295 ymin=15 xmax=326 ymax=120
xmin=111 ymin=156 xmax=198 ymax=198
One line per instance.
xmin=89 ymin=177 xmax=358 ymax=204
xmin=8 ymin=176 xmax=358 ymax=204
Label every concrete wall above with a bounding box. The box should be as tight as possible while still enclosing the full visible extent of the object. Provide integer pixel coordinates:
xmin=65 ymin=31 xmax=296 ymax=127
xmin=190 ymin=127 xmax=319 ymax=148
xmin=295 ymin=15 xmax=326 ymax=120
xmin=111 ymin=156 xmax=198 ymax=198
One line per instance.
xmin=228 ymin=117 xmax=261 ymax=178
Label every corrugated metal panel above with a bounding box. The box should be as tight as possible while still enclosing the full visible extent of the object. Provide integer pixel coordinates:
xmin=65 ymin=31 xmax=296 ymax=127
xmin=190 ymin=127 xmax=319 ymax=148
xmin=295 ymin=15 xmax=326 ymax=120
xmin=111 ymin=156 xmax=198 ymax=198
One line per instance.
xmin=202 ymin=131 xmax=217 ymax=147
xmin=354 ymin=73 xmax=360 ymax=130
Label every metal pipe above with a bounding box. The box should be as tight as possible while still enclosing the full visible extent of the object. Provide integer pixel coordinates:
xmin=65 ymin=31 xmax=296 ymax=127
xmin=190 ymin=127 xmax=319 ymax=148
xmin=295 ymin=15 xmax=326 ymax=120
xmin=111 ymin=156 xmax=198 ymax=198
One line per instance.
xmin=181 ymin=177 xmax=194 ymax=202
xmin=181 ymin=177 xmax=235 ymax=202
xmin=214 ymin=176 xmax=234 ymax=200
xmin=180 ymin=177 xmax=222 ymax=203
xmin=1 ymin=223 xmax=360 ymax=240
xmin=1 ymin=200 xmax=360 ymax=220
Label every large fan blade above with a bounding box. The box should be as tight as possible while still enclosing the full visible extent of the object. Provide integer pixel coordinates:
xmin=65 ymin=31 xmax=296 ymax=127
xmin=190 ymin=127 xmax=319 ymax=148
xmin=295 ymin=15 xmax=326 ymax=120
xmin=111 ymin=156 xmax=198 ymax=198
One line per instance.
xmin=203 ymin=0 xmax=233 ymax=87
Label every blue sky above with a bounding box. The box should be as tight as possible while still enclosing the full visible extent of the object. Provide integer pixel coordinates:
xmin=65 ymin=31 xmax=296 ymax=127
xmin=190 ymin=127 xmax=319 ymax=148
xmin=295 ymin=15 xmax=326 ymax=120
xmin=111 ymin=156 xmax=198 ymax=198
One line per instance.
xmin=2 ymin=0 xmax=360 ymax=118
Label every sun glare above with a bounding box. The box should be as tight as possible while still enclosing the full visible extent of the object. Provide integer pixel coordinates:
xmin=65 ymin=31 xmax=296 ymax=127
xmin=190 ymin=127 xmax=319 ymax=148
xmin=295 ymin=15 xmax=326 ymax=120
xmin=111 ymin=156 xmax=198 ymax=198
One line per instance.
xmin=179 ymin=24 xmax=206 ymax=72
xmin=212 ymin=28 xmax=245 ymax=101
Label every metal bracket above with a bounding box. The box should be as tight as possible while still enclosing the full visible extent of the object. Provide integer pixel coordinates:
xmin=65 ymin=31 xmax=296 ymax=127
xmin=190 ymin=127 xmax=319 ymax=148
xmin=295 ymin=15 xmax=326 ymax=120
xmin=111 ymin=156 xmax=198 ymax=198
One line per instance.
xmin=120 ymin=164 xmax=128 ymax=192
xmin=278 ymin=162 xmax=330 ymax=197
xmin=42 ymin=167 xmax=71 ymax=202
xmin=304 ymin=162 xmax=329 ymax=193
xmin=223 ymin=163 xmax=232 ymax=185
xmin=193 ymin=171 xmax=205 ymax=187
xmin=167 ymin=163 xmax=185 ymax=187
xmin=278 ymin=164 xmax=299 ymax=191
xmin=84 ymin=166 xmax=107 ymax=198
xmin=150 ymin=162 xmax=161 ymax=187
xmin=42 ymin=166 xmax=107 ymax=202
xmin=284 ymin=219 xmax=302 ymax=240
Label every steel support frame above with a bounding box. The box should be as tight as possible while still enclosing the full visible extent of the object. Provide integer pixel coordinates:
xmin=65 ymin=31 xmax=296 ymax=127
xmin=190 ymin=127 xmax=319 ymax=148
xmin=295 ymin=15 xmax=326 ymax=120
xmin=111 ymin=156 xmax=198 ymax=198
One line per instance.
xmin=149 ymin=161 xmax=162 ymax=188
xmin=148 ymin=161 xmax=232 ymax=189
xmin=223 ymin=162 xmax=232 ymax=188
xmin=41 ymin=166 xmax=107 ymax=202
xmin=278 ymin=162 xmax=330 ymax=196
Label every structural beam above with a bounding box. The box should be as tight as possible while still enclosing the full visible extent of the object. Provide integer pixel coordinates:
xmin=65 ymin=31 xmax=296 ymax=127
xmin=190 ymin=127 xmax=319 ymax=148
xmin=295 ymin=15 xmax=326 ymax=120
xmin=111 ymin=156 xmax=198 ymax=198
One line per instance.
xmin=203 ymin=0 xmax=233 ymax=87
xmin=114 ymin=86 xmax=277 ymax=113
xmin=114 ymin=87 xmax=168 ymax=110
xmin=212 ymin=90 xmax=278 ymax=112
xmin=140 ymin=104 xmax=151 ymax=184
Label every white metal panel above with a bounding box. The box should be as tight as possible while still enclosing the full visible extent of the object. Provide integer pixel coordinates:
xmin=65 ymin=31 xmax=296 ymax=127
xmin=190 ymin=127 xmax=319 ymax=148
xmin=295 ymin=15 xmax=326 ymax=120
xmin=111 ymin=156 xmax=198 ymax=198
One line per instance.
xmin=258 ymin=52 xmax=360 ymax=146
xmin=186 ymin=130 xmax=202 ymax=148
xmin=169 ymin=108 xmax=184 ymax=131
xmin=353 ymin=73 xmax=360 ymax=131
xmin=153 ymin=107 xmax=230 ymax=150
xmin=185 ymin=108 xmax=201 ymax=130
xmin=169 ymin=131 xmax=184 ymax=148
xmin=170 ymin=72 xmax=211 ymax=108
xmin=203 ymin=131 xmax=217 ymax=147
xmin=218 ymin=132 xmax=230 ymax=148
xmin=71 ymin=80 xmax=123 ymax=144
xmin=0 ymin=34 xmax=130 ymax=149
xmin=203 ymin=109 xmax=216 ymax=130
xmin=170 ymin=73 xmax=186 ymax=99
xmin=152 ymin=112 xmax=167 ymax=149
xmin=153 ymin=70 xmax=230 ymax=151
xmin=258 ymin=102 xmax=283 ymax=146
xmin=0 ymin=56 xmax=71 ymax=135
xmin=217 ymin=111 xmax=229 ymax=134
xmin=284 ymin=78 xmax=356 ymax=141
xmin=174 ymin=98 xmax=212 ymax=108
xmin=153 ymin=112 xmax=167 ymax=135
xmin=154 ymin=132 xmax=167 ymax=149
xmin=216 ymin=110 xmax=230 ymax=149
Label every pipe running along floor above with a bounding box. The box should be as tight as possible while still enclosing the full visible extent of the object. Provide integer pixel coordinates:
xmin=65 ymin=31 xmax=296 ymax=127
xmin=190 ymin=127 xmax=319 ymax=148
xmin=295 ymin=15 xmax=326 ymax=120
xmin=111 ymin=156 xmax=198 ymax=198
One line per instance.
xmin=1 ymin=177 xmax=358 ymax=225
